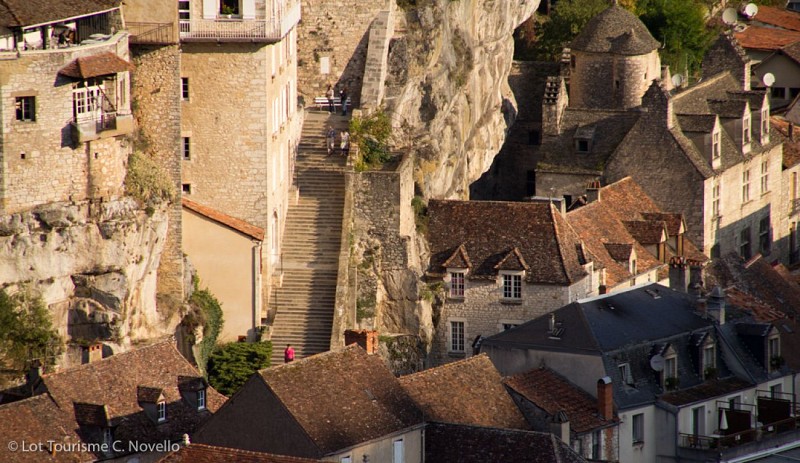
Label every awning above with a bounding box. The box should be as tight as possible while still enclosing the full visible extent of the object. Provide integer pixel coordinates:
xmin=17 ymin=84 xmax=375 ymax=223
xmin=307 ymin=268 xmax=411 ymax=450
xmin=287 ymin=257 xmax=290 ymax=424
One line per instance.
xmin=59 ymin=52 xmax=134 ymax=79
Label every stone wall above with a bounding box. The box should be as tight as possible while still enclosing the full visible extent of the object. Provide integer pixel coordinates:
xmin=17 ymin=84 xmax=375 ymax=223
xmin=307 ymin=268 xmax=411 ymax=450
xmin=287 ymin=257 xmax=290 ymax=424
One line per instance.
xmin=0 ymin=35 xmax=132 ymax=214
xmin=429 ymin=278 xmax=586 ymax=366
xmin=570 ymin=50 xmax=660 ymax=110
xmin=297 ymin=0 xmax=387 ymax=106
xmin=130 ymin=44 xmax=184 ymax=301
xmin=360 ymin=4 xmax=395 ymax=109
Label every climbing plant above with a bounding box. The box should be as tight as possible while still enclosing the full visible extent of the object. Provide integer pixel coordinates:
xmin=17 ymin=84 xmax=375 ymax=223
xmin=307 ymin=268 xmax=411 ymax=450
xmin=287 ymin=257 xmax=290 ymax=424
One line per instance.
xmin=188 ymin=286 xmax=224 ymax=375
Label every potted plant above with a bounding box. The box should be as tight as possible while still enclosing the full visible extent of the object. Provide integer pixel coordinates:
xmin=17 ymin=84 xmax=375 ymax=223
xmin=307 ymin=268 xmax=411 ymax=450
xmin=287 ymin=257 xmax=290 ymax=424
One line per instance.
xmin=220 ymin=5 xmax=235 ymax=18
xmin=665 ymin=376 xmax=680 ymax=391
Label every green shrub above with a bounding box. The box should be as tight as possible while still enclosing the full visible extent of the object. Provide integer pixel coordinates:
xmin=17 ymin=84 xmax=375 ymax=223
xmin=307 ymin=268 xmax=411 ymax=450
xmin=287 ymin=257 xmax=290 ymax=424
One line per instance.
xmin=125 ymin=151 xmax=175 ymax=205
xmin=207 ymin=341 xmax=272 ymax=396
xmin=411 ymin=195 xmax=428 ymax=234
xmin=350 ymin=110 xmax=392 ymax=171
xmin=189 ymin=288 xmax=224 ymax=375
xmin=0 ymin=289 xmax=63 ymax=372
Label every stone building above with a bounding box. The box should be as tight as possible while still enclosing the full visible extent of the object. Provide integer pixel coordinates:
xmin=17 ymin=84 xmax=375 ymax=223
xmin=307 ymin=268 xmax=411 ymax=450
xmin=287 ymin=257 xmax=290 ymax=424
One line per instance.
xmin=426 ymin=200 xmax=599 ymax=366
xmin=0 ymin=0 xmax=134 ymax=214
xmin=524 ymin=3 xmax=791 ymax=264
xmin=178 ymin=0 xmax=302 ymax=336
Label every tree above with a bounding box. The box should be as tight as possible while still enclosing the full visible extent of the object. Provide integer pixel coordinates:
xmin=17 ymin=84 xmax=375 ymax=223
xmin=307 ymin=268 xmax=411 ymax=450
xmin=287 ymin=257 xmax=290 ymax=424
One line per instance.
xmin=207 ymin=341 xmax=272 ymax=396
xmin=637 ymin=0 xmax=717 ymax=77
xmin=0 ymin=289 xmax=62 ymax=372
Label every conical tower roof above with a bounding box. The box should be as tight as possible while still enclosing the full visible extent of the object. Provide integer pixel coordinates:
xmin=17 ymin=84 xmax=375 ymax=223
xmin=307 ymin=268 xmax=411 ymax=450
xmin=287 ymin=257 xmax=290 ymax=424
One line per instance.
xmin=571 ymin=4 xmax=660 ymax=55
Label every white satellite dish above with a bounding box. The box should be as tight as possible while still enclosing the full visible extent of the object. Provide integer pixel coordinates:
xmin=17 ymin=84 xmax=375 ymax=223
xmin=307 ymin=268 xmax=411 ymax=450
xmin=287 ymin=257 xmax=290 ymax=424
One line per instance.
xmin=743 ymin=3 xmax=759 ymax=18
xmin=763 ymin=72 xmax=776 ymax=87
xmin=671 ymin=73 xmax=684 ymax=88
xmin=722 ymin=8 xmax=738 ymax=26
xmin=650 ymin=354 xmax=665 ymax=372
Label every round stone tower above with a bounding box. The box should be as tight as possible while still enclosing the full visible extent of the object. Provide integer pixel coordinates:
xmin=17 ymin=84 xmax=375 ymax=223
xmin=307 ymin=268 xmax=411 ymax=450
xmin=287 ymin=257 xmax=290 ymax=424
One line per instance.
xmin=568 ymin=3 xmax=661 ymax=110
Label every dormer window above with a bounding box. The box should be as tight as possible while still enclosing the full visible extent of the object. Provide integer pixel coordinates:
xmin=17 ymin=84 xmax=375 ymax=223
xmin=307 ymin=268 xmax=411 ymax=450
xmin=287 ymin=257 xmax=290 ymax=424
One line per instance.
xmin=702 ymin=337 xmax=717 ymax=379
xmin=768 ymin=333 xmax=781 ymax=372
xmin=619 ymin=363 xmax=634 ymax=386
xmin=660 ymin=346 xmax=678 ymax=390
xmin=574 ymin=125 xmax=595 ymax=153
xmin=501 ymin=272 xmax=522 ymax=301
xmin=743 ymin=114 xmax=751 ymax=144
xmin=157 ymin=401 xmax=166 ymax=422
xmin=449 ymin=271 xmax=466 ymax=299
xmin=197 ymin=389 xmax=206 ymax=410
xmin=712 ymin=130 xmax=721 ymax=160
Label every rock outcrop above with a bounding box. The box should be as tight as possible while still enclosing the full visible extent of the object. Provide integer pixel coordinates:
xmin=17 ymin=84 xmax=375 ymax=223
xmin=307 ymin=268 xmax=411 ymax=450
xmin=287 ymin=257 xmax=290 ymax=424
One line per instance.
xmin=0 ymin=199 xmax=177 ymax=365
xmin=385 ymin=0 xmax=540 ymax=199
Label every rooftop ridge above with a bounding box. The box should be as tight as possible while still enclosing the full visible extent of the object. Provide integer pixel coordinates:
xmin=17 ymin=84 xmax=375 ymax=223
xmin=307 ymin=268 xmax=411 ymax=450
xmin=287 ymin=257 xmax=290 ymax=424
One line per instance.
xmin=41 ymin=338 xmax=177 ymax=378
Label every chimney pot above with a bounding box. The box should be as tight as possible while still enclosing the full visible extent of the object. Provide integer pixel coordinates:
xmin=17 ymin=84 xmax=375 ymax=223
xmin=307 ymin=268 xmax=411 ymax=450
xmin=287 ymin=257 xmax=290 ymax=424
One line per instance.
xmin=344 ymin=329 xmax=379 ymax=354
xmin=87 ymin=343 xmax=103 ymax=364
xmin=669 ymin=257 xmax=690 ymax=293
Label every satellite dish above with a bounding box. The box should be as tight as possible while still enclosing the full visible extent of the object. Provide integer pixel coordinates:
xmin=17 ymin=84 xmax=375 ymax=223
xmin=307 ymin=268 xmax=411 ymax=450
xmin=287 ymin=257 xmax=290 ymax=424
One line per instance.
xmin=671 ymin=73 xmax=684 ymax=88
xmin=743 ymin=3 xmax=759 ymax=18
xmin=650 ymin=354 xmax=665 ymax=372
xmin=763 ymin=72 xmax=776 ymax=87
xmin=722 ymin=8 xmax=738 ymax=26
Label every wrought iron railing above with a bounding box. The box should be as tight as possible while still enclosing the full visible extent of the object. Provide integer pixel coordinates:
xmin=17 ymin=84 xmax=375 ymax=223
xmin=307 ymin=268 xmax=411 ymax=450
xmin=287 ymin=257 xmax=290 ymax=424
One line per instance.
xmin=127 ymin=22 xmax=175 ymax=44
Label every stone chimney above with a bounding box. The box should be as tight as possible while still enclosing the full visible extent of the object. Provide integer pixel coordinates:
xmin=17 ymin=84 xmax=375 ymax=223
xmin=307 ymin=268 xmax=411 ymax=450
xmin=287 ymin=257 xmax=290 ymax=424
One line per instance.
xmin=87 ymin=343 xmax=103 ymax=363
xmin=597 ymin=377 xmax=614 ymax=420
xmin=642 ymin=80 xmax=674 ymax=129
xmin=344 ymin=329 xmax=379 ymax=354
xmin=542 ymin=76 xmax=568 ymax=136
xmin=669 ymin=257 xmax=690 ymax=293
xmin=661 ymin=65 xmax=673 ymax=91
xmin=586 ymin=180 xmax=601 ymax=203
xmin=549 ymin=410 xmax=570 ymax=443
xmin=702 ymin=32 xmax=751 ymax=90
xmin=708 ymin=286 xmax=726 ymax=324
xmin=689 ymin=260 xmax=704 ymax=290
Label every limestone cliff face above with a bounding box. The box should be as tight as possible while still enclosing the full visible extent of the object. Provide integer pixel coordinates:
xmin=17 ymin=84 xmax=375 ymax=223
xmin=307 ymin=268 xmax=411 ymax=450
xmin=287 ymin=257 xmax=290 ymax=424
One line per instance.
xmin=0 ymin=199 xmax=177 ymax=364
xmin=385 ymin=0 xmax=539 ymax=199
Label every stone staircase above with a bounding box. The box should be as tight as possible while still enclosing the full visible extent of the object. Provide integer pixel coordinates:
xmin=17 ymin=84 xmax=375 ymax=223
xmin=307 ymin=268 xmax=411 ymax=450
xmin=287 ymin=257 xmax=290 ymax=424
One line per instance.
xmin=269 ymin=111 xmax=350 ymax=365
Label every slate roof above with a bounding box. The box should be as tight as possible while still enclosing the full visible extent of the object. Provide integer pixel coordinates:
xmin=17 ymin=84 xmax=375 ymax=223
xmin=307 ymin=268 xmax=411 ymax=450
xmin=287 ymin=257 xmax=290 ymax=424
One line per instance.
xmin=424 ymin=422 xmax=588 ymax=463
xmin=59 ymin=52 xmax=135 ymax=79
xmin=427 ymin=200 xmax=589 ymax=285
xmin=0 ymin=395 xmax=91 ymax=463
xmin=0 ymin=0 xmax=120 ymax=28
xmin=570 ymin=4 xmax=659 ymax=55
xmin=708 ymin=99 xmax=749 ymax=119
xmin=676 ymin=114 xmax=717 ymax=133
xmin=399 ymin=354 xmax=529 ymax=430
xmin=781 ymin=40 xmax=800 ymax=65
xmin=158 ymin=444 xmax=326 ymax=463
xmin=504 ymin=368 xmax=617 ymax=434
xmin=257 ymin=345 xmax=422 ymax=454
xmin=39 ymin=340 xmax=226 ymax=448
xmin=183 ymin=198 xmax=265 ymax=241
xmin=536 ymin=109 xmax=641 ymax=174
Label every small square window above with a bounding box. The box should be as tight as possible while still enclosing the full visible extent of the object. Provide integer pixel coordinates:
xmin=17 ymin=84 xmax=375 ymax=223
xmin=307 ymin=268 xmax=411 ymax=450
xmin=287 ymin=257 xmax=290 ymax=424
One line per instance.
xmin=182 ymin=137 xmax=191 ymax=160
xmin=181 ymin=77 xmax=189 ymax=100
xmin=577 ymin=139 xmax=589 ymax=152
xmin=15 ymin=96 xmax=35 ymax=121
xmin=182 ymin=183 xmax=192 ymax=194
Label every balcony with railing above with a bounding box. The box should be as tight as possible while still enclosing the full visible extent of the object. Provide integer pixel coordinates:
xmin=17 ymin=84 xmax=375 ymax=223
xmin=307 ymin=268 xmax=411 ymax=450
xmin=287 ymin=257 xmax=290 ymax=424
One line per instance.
xmin=0 ymin=9 xmax=124 ymax=55
xmin=179 ymin=0 xmax=300 ymax=42
xmin=127 ymin=22 xmax=176 ymax=45
xmin=677 ymin=392 xmax=800 ymax=461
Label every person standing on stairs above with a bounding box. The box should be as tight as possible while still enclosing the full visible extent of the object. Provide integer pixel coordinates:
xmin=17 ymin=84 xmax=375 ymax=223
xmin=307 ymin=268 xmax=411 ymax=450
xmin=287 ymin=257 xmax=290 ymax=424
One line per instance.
xmin=340 ymin=130 xmax=350 ymax=157
xmin=325 ymin=84 xmax=334 ymax=113
xmin=284 ymin=344 xmax=295 ymax=363
xmin=326 ymin=126 xmax=336 ymax=156
xmin=340 ymin=86 xmax=349 ymax=116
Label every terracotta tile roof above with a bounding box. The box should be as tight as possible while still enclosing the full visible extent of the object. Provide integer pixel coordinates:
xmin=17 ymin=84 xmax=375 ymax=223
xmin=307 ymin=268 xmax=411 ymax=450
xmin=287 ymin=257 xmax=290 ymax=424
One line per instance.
xmin=59 ymin=52 xmax=134 ymax=79
xmin=735 ymin=26 xmax=800 ymax=51
xmin=622 ymin=220 xmax=667 ymax=245
xmin=0 ymin=0 xmax=120 ymax=28
xmin=0 ymin=395 xmax=91 ymax=463
xmin=640 ymin=212 xmax=683 ymax=235
xmin=770 ymin=117 xmax=800 ymax=168
xmin=442 ymin=243 xmax=472 ymax=268
xmin=504 ymin=368 xmax=616 ymax=434
xmin=603 ymin=242 xmax=633 ymax=262
xmin=424 ymin=422 xmax=587 ymax=463
xmin=158 ymin=444 xmax=325 ymax=463
xmin=427 ymin=200 xmax=589 ymax=285
xmin=571 ymin=4 xmax=659 ymax=55
xmin=659 ymin=377 xmax=752 ymax=406
xmin=183 ymin=198 xmax=265 ymax=241
xmin=39 ymin=340 xmax=226 ymax=449
xmin=137 ymin=386 xmax=164 ymax=404
xmin=73 ymin=402 xmax=112 ymax=427
xmin=398 ymin=354 xmax=529 ymax=430
xmin=257 ymin=345 xmax=422 ymax=454
xmin=753 ymin=6 xmax=800 ymax=32
xmin=725 ymin=287 xmax=786 ymax=322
